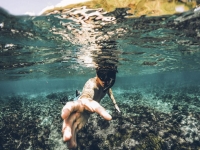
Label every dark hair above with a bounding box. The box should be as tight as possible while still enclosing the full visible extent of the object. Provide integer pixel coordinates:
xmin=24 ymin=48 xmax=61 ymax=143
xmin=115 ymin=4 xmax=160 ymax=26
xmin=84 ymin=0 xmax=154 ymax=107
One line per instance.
xmin=96 ymin=65 xmax=118 ymax=73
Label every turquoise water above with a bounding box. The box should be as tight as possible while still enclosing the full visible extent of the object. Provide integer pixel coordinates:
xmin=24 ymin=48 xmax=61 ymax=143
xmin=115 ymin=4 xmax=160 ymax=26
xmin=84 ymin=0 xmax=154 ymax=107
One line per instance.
xmin=0 ymin=6 xmax=200 ymax=150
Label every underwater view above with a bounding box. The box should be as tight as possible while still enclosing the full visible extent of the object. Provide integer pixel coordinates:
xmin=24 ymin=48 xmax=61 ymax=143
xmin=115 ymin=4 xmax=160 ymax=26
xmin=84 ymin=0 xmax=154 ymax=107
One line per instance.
xmin=0 ymin=0 xmax=200 ymax=149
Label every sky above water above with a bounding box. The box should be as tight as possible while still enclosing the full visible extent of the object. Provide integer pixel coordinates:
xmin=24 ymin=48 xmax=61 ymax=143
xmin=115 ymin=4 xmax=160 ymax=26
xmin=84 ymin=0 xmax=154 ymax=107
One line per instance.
xmin=0 ymin=0 xmax=87 ymax=15
xmin=1 ymin=0 xmax=196 ymax=16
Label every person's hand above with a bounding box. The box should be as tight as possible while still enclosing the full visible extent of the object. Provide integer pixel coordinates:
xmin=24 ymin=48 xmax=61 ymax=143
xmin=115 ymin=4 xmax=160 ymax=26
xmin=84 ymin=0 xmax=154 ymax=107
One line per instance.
xmin=61 ymin=98 xmax=112 ymax=148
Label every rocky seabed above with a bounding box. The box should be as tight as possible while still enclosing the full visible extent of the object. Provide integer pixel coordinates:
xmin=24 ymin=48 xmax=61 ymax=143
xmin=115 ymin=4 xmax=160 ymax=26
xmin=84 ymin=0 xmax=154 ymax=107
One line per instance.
xmin=0 ymin=85 xmax=199 ymax=150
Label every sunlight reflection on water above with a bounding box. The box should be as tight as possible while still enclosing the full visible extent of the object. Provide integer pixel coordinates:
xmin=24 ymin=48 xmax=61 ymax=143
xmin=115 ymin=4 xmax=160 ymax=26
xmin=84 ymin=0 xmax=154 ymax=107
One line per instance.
xmin=0 ymin=1 xmax=200 ymax=81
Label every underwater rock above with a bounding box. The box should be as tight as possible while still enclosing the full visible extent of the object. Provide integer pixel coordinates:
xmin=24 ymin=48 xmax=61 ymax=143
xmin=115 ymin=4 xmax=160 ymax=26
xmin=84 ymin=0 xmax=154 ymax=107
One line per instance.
xmin=0 ymin=94 xmax=66 ymax=150
xmin=142 ymin=61 xmax=157 ymax=66
xmin=46 ymin=92 xmax=59 ymax=99
xmin=60 ymin=95 xmax=69 ymax=105
xmin=40 ymin=116 xmax=53 ymax=127
xmin=0 ymin=85 xmax=200 ymax=149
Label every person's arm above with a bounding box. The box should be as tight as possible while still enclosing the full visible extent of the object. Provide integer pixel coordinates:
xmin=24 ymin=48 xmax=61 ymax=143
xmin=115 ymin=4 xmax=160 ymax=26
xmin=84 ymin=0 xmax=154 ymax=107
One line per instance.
xmin=107 ymin=88 xmax=121 ymax=112
xmin=61 ymin=98 xmax=112 ymax=148
xmin=61 ymin=78 xmax=112 ymax=148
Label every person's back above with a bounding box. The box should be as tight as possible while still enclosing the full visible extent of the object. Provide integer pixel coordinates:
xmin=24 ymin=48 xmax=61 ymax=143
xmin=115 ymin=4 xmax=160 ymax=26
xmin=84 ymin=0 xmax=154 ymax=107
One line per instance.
xmin=80 ymin=77 xmax=107 ymax=102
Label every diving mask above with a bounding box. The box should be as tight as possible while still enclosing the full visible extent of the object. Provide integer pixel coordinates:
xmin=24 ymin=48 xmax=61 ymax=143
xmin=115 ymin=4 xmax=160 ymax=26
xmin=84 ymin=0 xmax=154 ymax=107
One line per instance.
xmin=96 ymin=66 xmax=118 ymax=92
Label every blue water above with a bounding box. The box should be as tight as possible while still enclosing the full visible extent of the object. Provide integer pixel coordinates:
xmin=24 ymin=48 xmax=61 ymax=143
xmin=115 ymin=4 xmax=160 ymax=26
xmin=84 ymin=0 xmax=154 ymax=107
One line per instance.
xmin=0 ymin=5 xmax=200 ymax=150
xmin=0 ymin=71 xmax=200 ymax=96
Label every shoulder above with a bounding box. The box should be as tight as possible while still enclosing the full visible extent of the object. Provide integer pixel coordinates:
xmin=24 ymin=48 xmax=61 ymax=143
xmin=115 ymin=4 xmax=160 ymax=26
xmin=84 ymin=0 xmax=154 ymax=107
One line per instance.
xmin=84 ymin=77 xmax=97 ymax=89
xmin=81 ymin=77 xmax=97 ymax=98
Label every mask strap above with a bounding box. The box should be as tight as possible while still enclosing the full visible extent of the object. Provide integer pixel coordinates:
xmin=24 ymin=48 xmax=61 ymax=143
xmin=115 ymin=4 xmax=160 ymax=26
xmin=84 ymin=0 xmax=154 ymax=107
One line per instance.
xmin=103 ymin=78 xmax=115 ymax=92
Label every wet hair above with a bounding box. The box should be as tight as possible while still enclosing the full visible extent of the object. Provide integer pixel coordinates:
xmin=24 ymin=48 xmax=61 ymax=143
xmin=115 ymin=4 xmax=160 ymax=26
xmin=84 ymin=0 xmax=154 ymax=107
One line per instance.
xmin=96 ymin=65 xmax=118 ymax=73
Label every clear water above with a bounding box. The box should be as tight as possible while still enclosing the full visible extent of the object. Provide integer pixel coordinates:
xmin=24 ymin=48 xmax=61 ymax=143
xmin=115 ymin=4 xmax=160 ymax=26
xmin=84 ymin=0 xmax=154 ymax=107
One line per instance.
xmin=0 ymin=5 xmax=200 ymax=150
xmin=0 ymin=6 xmax=200 ymax=93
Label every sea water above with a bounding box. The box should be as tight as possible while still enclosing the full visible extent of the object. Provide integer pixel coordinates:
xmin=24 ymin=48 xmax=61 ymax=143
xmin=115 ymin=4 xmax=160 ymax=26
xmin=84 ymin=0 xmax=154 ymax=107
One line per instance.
xmin=0 ymin=5 xmax=200 ymax=150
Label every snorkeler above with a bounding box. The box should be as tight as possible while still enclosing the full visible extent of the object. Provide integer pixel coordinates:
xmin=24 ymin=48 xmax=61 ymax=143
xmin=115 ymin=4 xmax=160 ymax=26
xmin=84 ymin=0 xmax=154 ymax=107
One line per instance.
xmin=61 ymin=65 xmax=120 ymax=148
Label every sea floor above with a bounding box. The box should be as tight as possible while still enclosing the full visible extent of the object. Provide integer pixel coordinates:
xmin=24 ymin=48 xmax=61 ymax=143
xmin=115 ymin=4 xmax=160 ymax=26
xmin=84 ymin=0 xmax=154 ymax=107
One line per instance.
xmin=0 ymin=84 xmax=200 ymax=150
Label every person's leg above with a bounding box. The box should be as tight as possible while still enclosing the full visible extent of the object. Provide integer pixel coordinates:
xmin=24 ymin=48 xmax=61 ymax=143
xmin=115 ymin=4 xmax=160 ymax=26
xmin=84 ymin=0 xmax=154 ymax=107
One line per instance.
xmin=74 ymin=90 xmax=81 ymax=101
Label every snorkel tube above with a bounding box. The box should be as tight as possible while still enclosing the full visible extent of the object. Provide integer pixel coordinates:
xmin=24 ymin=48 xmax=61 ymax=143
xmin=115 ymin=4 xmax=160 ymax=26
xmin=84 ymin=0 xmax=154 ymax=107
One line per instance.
xmin=103 ymin=78 xmax=115 ymax=92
